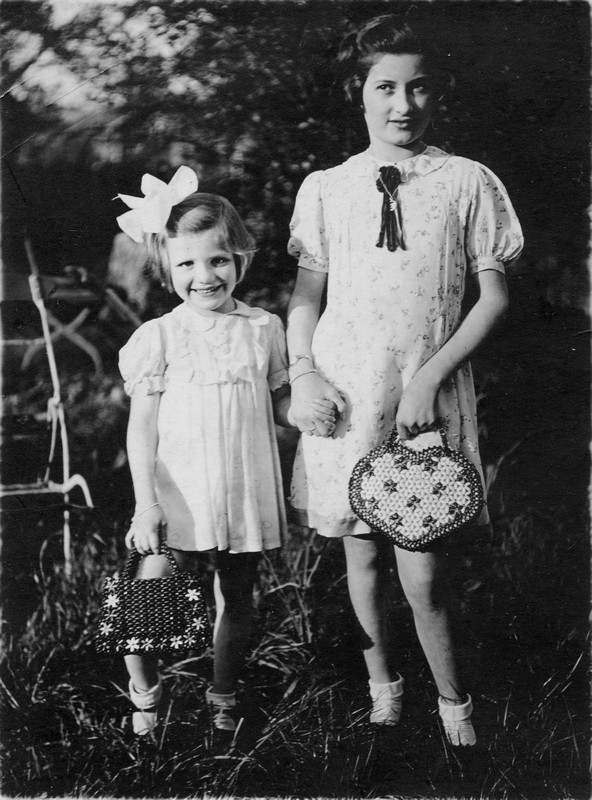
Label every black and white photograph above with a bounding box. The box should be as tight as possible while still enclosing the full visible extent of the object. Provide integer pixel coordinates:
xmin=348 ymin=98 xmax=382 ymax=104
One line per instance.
xmin=1 ymin=1 xmax=589 ymax=798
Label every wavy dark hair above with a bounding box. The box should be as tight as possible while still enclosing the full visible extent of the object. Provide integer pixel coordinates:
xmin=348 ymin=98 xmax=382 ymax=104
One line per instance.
xmin=338 ymin=15 xmax=454 ymax=107
xmin=148 ymin=192 xmax=256 ymax=289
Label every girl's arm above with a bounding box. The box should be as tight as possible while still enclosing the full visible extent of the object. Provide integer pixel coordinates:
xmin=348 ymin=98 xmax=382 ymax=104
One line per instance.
xmin=287 ymin=267 xmax=346 ymax=435
xmin=125 ymin=392 xmax=165 ymax=554
xmin=396 ymin=269 xmax=509 ymax=439
xmin=271 ymin=384 xmax=294 ymax=428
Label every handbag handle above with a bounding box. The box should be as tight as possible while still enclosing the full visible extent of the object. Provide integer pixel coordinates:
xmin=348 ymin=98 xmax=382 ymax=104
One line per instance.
xmin=387 ymin=419 xmax=450 ymax=450
xmin=122 ymin=525 xmax=180 ymax=580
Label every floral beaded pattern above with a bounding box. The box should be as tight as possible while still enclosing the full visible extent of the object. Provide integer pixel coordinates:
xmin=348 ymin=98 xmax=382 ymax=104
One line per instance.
xmin=349 ymin=428 xmax=484 ymax=551
xmin=95 ymin=565 xmax=211 ymax=656
xmin=288 ymin=148 xmax=523 ymax=537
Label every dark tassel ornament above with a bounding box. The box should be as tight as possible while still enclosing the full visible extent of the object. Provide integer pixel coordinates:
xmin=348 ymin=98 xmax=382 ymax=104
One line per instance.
xmin=376 ymin=166 xmax=405 ymax=251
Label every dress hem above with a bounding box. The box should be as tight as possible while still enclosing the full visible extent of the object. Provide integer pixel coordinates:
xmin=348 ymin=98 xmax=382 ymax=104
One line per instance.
xmin=288 ymin=504 xmax=490 ymax=538
xmin=164 ymin=541 xmax=282 ymax=554
xmin=288 ymin=505 xmax=372 ymax=538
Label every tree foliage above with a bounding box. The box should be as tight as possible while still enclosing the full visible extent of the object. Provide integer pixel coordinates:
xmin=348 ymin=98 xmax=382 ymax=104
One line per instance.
xmin=2 ymin=0 xmax=589 ymax=308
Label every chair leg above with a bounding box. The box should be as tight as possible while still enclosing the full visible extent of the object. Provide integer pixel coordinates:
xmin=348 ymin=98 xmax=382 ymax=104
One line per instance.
xmin=62 ymin=474 xmax=93 ymax=508
xmin=63 ymin=503 xmax=72 ymax=578
xmin=46 ymin=309 xmax=103 ymax=375
xmin=22 ymin=308 xmax=104 ymax=375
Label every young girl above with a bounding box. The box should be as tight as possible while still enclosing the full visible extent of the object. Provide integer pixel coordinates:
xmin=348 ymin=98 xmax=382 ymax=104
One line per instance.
xmin=116 ymin=167 xmax=335 ymax=736
xmin=286 ymin=16 xmax=523 ymax=746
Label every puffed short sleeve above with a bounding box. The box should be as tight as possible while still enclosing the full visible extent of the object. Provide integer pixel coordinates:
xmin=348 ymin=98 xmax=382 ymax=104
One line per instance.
xmin=465 ymin=163 xmax=524 ymax=275
xmin=267 ymin=314 xmax=289 ymax=392
xmin=287 ymin=171 xmax=329 ymax=272
xmin=119 ymin=319 xmax=166 ymax=396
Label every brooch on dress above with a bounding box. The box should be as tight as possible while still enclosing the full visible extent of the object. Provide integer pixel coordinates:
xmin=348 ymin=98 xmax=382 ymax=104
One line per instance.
xmin=376 ymin=166 xmax=406 ymax=251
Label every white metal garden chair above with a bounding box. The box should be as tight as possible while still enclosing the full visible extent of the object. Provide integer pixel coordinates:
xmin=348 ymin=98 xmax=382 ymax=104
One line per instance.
xmin=0 ymin=238 xmax=94 ymax=575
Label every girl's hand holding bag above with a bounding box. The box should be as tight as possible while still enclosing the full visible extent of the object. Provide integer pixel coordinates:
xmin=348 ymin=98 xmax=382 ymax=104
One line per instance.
xmin=349 ymin=423 xmax=484 ymax=552
xmin=95 ymin=535 xmax=211 ymax=656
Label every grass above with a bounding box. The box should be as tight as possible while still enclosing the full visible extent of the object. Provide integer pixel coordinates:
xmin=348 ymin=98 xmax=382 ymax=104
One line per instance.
xmin=0 ymin=501 xmax=588 ymax=799
xmin=1 ymin=300 xmax=589 ymax=798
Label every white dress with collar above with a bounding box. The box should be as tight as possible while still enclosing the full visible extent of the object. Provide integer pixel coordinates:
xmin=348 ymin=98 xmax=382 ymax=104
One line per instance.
xmin=119 ymin=300 xmax=288 ymax=552
xmin=288 ymin=147 xmax=524 ymax=538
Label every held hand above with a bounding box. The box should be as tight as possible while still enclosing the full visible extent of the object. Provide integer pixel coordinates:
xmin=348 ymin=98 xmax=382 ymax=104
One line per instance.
xmin=125 ymin=505 xmax=165 ymax=555
xmin=290 ymin=372 xmax=345 ymax=437
xmin=396 ymin=373 xmax=440 ymax=440
xmin=287 ymin=398 xmax=337 ymax=436
xmin=310 ymin=399 xmax=337 ymax=436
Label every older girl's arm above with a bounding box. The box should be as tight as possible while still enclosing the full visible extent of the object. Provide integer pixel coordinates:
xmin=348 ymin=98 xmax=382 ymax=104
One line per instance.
xmin=287 ymin=268 xmax=345 ymax=435
xmin=396 ymin=270 xmax=509 ymax=439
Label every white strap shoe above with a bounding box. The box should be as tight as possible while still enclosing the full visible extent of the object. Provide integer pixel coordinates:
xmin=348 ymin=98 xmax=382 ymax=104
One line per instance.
xmin=205 ymin=688 xmax=237 ymax=732
xmin=132 ymin=710 xmax=159 ymax=736
xmin=438 ymin=694 xmax=477 ymax=746
xmin=368 ymin=674 xmax=404 ymax=725
xmin=129 ymin=679 xmax=162 ymax=736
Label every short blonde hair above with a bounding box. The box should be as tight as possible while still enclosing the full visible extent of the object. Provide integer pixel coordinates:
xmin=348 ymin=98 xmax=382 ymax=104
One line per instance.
xmin=148 ymin=192 xmax=256 ymax=289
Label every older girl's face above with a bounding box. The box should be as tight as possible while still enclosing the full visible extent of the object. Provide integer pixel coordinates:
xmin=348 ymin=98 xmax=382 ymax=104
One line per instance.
xmin=362 ymin=53 xmax=436 ymax=160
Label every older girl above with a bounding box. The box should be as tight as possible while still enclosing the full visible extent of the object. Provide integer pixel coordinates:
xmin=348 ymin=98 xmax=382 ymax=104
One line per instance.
xmin=286 ymin=15 xmax=523 ymax=746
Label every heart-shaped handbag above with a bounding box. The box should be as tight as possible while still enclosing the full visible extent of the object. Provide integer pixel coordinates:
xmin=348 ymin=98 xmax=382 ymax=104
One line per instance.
xmin=349 ymin=424 xmax=484 ymax=551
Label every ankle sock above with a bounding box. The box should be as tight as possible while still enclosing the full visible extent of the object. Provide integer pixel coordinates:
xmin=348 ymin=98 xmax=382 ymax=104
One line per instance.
xmin=129 ymin=679 xmax=162 ymax=735
xmin=129 ymin=678 xmax=162 ymax=711
xmin=206 ymin=688 xmax=237 ymax=732
xmin=438 ymin=693 xmax=476 ymax=746
xmin=368 ymin=674 xmax=404 ymax=725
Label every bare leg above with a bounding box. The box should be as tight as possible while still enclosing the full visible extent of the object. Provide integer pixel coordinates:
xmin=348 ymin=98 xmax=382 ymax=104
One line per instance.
xmin=124 ymin=553 xmax=171 ymax=691
xmin=343 ymin=535 xmax=393 ymax=684
xmin=212 ymin=551 xmax=260 ymax=695
xmin=125 ymin=654 xmax=160 ymax=692
xmin=122 ymin=552 xmax=178 ymax=734
xmin=394 ymin=546 xmax=465 ymax=699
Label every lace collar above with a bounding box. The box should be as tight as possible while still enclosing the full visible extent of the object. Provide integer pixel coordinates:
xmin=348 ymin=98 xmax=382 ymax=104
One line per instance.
xmin=172 ymin=300 xmax=269 ymax=332
xmin=350 ymin=145 xmax=451 ymax=181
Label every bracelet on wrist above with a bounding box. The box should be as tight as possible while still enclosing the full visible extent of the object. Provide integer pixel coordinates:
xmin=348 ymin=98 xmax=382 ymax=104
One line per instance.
xmin=289 ymin=369 xmax=318 ymax=385
xmin=131 ymin=502 xmax=159 ymax=522
xmin=288 ymin=353 xmax=314 ymax=367
xmin=289 ymin=358 xmax=317 ymax=381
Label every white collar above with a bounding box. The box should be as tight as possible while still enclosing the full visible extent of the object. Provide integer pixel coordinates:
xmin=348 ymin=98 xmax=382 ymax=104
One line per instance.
xmin=172 ymin=300 xmax=268 ymax=332
xmin=349 ymin=145 xmax=451 ymax=181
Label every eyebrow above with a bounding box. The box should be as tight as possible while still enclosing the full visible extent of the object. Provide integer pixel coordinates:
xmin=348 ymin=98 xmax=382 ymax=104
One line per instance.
xmin=172 ymin=251 xmax=231 ymax=262
xmin=372 ymin=75 xmax=432 ymax=84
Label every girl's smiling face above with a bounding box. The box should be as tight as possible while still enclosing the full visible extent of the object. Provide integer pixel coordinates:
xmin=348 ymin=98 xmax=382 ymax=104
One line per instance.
xmin=362 ymin=53 xmax=436 ymax=160
xmin=167 ymin=229 xmax=237 ymax=314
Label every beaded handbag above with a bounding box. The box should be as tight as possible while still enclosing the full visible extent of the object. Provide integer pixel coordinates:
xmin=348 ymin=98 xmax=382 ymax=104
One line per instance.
xmin=349 ymin=425 xmax=484 ymax=551
xmin=95 ymin=542 xmax=211 ymax=656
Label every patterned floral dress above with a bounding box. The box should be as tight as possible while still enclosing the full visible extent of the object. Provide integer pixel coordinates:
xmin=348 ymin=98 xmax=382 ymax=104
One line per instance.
xmin=119 ymin=301 xmax=289 ymax=552
xmin=288 ymin=146 xmax=524 ymax=537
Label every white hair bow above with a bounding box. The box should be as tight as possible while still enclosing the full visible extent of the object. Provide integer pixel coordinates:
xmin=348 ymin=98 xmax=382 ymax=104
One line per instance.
xmin=116 ymin=166 xmax=199 ymax=243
